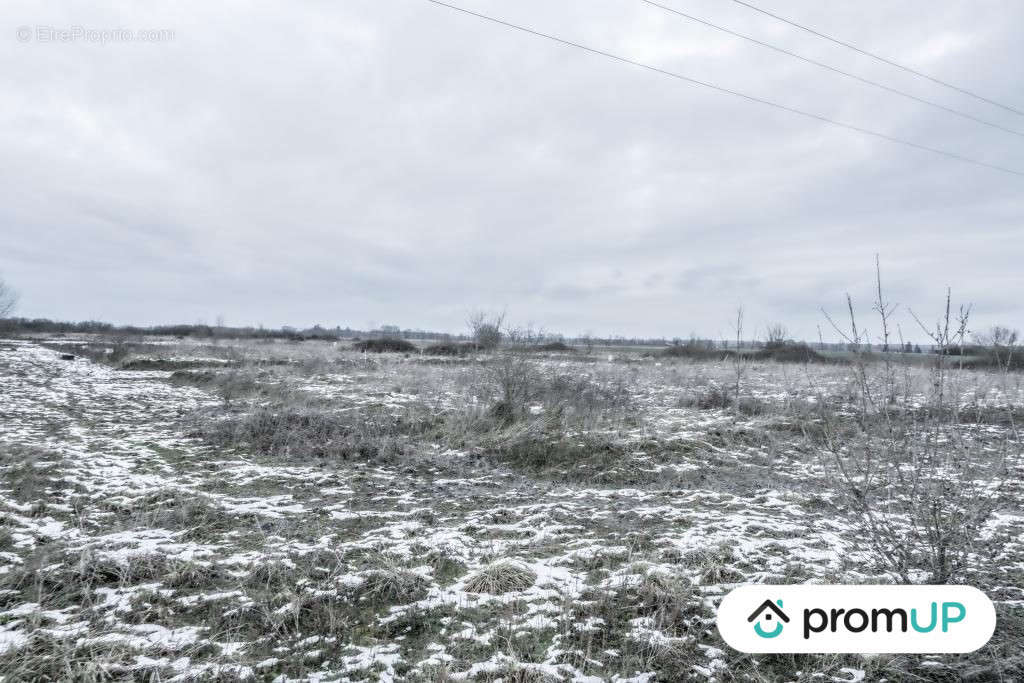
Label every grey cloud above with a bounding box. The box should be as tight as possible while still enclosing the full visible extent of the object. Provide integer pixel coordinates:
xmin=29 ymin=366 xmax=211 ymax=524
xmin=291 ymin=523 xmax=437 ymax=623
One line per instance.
xmin=1 ymin=0 xmax=1021 ymax=340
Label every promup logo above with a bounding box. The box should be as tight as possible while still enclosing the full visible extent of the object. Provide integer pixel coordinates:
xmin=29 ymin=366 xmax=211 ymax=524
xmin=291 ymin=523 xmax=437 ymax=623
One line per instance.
xmin=748 ymin=599 xmax=789 ymax=638
xmin=718 ymin=585 xmax=996 ymax=654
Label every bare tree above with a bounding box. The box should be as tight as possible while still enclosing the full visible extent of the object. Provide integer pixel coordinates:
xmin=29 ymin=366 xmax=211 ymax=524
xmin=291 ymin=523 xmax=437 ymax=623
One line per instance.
xmin=0 ymin=277 xmax=18 ymax=319
xmin=872 ymin=255 xmax=899 ymax=402
xmin=579 ymin=332 xmax=595 ymax=356
xmin=764 ymin=323 xmax=788 ymax=348
xmin=506 ymin=323 xmax=549 ymax=348
xmin=975 ymin=325 xmax=1020 ymax=348
xmin=974 ymin=325 xmax=1019 ymax=370
xmin=730 ymin=306 xmax=749 ymax=411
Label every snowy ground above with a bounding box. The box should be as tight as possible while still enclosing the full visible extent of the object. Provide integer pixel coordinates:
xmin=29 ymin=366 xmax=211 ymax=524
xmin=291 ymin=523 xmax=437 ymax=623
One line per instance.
xmin=0 ymin=338 xmax=1022 ymax=681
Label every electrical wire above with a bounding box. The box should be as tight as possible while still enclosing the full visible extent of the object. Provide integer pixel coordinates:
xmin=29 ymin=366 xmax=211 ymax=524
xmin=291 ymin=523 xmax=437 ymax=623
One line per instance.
xmin=641 ymin=0 xmax=1024 ymax=138
xmin=728 ymin=0 xmax=1024 ymax=117
xmin=423 ymin=0 xmax=1023 ymax=177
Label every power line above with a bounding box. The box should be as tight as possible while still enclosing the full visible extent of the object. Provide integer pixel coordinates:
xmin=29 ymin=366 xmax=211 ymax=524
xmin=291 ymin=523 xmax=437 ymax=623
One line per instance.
xmin=728 ymin=0 xmax=1024 ymax=117
xmin=641 ymin=0 xmax=1024 ymax=138
xmin=423 ymin=0 xmax=1023 ymax=177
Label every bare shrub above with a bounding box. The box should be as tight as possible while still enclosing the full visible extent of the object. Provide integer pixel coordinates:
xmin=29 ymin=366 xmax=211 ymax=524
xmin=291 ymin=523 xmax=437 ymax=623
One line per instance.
xmin=505 ymin=323 xmax=548 ymax=347
xmin=753 ymin=341 xmax=829 ymax=364
xmin=353 ymin=338 xmax=417 ymax=353
xmin=467 ymin=310 xmax=505 ymax=350
xmin=485 ymin=352 xmax=540 ymax=424
xmin=660 ymin=341 xmax=731 ymax=361
xmin=483 ymin=352 xmax=630 ymax=427
xmin=529 ymin=340 xmax=574 ymax=352
xmin=214 ymin=367 xmax=260 ymax=406
xmin=423 ymin=341 xmax=477 ymax=356
xmin=820 ymin=274 xmax=1011 ymax=583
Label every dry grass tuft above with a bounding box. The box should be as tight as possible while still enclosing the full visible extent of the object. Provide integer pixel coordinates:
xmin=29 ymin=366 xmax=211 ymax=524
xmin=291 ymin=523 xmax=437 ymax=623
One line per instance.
xmin=464 ymin=560 xmax=536 ymax=594
xmin=358 ymin=567 xmax=430 ymax=605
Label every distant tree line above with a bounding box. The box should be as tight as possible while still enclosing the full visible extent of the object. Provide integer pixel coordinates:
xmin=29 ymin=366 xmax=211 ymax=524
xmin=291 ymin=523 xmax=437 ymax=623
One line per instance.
xmin=0 ymin=318 xmax=350 ymax=340
xmin=8 ymin=316 xmax=1018 ymax=357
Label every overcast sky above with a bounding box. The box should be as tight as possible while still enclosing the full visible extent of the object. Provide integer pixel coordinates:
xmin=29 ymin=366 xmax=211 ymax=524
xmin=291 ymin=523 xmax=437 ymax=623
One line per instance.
xmin=3 ymin=0 xmax=1022 ymax=341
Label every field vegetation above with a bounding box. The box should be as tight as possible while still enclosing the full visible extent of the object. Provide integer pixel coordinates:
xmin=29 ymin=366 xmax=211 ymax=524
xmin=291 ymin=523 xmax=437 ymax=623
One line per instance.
xmin=1 ymin=303 xmax=1022 ymax=680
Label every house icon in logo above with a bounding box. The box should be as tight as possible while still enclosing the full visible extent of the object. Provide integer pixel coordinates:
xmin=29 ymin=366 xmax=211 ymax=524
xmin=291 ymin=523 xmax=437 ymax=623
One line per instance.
xmin=748 ymin=599 xmax=789 ymax=638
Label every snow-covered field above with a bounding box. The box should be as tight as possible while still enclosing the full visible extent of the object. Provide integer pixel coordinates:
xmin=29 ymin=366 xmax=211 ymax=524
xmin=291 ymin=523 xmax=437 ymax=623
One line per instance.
xmin=1 ymin=338 xmax=1022 ymax=681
